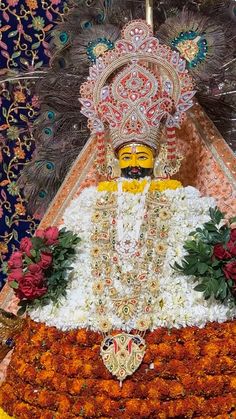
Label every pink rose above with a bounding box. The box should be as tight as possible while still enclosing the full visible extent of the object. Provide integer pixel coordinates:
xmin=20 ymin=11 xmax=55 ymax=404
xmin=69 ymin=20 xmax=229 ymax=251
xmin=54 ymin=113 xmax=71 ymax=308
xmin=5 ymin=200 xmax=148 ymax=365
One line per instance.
xmin=28 ymin=263 xmax=44 ymax=282
xmin=213 ymin=244 xmax=231 ymax=260
xmin=35 ymin=229 xmax=45 ymax=239
xmin=44 ymin=227 xmax=59 ymax=246
xmin=17 ymin=273 xmax=47 ymax=300
xmin=20 ymin=237 xmax=33 ymax=257
xmin=8 ymin=251 xmax=23 ymax=269
xmin=39 ymin=251 xmax=53 ymax=270
xmin=8 ymin=268 xmax=24 ymax=283
xmin=223 ymin=261 xmax=236 ymax=282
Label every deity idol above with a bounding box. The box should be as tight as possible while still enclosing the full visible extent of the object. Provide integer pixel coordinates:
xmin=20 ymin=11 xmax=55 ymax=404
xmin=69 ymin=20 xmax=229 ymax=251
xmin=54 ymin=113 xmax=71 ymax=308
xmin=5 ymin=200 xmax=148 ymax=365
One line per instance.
xmin=1 ymin=20 xmax=236 ymax=419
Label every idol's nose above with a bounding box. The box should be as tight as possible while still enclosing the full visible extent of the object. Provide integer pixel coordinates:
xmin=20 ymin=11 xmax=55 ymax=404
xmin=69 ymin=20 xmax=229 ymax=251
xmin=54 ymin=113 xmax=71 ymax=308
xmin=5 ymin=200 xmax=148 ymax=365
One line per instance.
xmin=130 ymin=154 xmax=137 ymax=167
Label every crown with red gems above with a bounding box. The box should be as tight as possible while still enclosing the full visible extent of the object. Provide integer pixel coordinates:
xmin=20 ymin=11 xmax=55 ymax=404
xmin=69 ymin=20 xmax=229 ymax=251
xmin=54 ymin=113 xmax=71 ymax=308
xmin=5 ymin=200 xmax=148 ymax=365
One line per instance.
xmin=79 ymin=20 xmax=195 ymax=171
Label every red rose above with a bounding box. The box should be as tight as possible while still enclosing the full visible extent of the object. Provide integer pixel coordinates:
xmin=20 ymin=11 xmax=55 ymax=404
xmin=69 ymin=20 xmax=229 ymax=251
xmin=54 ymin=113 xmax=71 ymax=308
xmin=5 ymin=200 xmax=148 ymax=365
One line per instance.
xmin=223 ymin=261 xmax=236 ymax=282
xmin=8 ymin=251 xmax=23 ymax=269
xmin=213 ymin=244 xmax=231 ymax=260
xmin=230 ymin=228 xmax=236 ymax=242
xmin=8 ymin=268 xmax=24 ymax=283
xmin=227 ymin=240 xmax=236 ymax=257
xmin=19 ymin=237 xmax=33 ymax=257
xmin=39 ymin=251 xmax=53 ymax=270
xmin=28 ymin=263 xmax=44 ymax=282
xmin=44 ymin=227 xmax=59 ymax=246
xmin=17 ymin=273 xmax=47 ymax=300
xmin=35 ymin=229 xmax=45 ymax=239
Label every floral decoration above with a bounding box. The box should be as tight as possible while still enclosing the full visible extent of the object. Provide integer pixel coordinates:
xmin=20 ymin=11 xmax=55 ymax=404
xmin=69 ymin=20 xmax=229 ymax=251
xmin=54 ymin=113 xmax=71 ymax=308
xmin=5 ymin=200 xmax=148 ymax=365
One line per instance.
xmin=29 ymin=184 xmax=236 ymax=331
xmin=1 ymin=318 xmax=236 ymax=417
xmin=175 ymin=207 xmax=236 ymax=304
xmin=0 ymin=0 xmax=69 ymax=288
xmin=97 ymin=179 xmax=182 ymax=194
xmin=7 ymin=226 xmax=80 ymax=315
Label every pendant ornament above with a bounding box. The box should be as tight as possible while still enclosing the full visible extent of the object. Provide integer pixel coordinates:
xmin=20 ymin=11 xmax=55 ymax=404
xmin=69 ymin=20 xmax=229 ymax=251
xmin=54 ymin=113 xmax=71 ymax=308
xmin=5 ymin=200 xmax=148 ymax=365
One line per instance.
xmin=100 ymin=333 xmax=146 ymax=385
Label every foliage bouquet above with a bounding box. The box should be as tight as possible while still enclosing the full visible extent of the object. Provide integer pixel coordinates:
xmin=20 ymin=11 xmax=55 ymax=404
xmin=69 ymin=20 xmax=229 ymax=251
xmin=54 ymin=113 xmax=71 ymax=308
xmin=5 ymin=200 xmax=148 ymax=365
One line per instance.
xmin=175 ymin=208 xmax=236 ymax=303
xmin=7 ymin=227 xmax=80 ymax=315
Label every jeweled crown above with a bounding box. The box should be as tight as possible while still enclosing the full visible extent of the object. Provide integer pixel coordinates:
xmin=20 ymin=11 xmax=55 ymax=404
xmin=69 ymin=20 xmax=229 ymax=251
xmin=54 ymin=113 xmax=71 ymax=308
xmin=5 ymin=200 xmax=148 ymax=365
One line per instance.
xmin=79 ymin=20 xmax=195 ymax=168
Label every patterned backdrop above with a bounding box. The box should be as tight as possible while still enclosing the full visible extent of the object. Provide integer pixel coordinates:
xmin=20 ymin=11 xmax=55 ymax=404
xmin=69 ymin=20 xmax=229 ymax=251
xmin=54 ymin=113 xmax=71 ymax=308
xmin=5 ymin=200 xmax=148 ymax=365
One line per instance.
xmin=0 ymin=0 xmax=68 ymax=288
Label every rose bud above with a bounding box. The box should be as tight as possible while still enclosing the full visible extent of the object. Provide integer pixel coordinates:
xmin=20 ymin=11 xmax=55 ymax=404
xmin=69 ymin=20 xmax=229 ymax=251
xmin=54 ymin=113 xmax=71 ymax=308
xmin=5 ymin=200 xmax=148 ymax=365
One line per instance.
xmin=44 ymin=227 xmax=59 ymax=246
xmin=35 ymin=229 xmax=45 ymax=240
xmin=8 ymin=268 xmax=24 ymax=283
xmin=19 ymin=237 xmax=33 ymax=257
xmin=8 ymin=251 xmax=23 ymax=269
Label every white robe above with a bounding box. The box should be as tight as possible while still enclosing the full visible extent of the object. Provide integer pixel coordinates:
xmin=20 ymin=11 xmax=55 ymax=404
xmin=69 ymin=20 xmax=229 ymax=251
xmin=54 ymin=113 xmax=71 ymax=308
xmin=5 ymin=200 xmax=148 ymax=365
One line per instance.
xmin=29 ymin=184 xmax=236 ymax=331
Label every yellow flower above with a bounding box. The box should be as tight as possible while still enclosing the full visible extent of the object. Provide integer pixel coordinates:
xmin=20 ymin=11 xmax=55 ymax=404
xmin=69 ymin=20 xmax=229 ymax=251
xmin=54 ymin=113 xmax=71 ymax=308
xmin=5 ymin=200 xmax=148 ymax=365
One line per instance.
xmin=0 ymin=407 xmax=14 ymax=418
xmin=150 ymin=179 xmax=182 ymax=192
xmin=97 ymin=181 xmax=117 ymax=192
xmin=97 ymin=179 xmax=182 ymax=194
xmin=122 ymin=179 xmax=147 ymax=194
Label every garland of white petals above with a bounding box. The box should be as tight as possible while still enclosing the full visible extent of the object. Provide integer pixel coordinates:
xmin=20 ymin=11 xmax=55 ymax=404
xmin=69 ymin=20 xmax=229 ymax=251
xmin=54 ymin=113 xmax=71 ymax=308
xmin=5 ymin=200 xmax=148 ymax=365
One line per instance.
xmin=29 ymin=184 xmax=236 ymax=331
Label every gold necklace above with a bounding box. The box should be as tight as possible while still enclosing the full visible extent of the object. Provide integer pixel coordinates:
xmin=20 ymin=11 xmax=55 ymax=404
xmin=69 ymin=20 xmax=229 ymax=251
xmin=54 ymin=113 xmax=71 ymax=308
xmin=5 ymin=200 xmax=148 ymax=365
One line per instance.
xmin=90 ymin=184 xmax=172 ymax=384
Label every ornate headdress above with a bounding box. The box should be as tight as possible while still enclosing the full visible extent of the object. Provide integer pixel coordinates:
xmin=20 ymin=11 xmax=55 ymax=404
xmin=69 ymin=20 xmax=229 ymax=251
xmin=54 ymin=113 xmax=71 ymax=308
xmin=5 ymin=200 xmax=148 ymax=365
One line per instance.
xmin=80 ymin=20 xmax=195 ymax=176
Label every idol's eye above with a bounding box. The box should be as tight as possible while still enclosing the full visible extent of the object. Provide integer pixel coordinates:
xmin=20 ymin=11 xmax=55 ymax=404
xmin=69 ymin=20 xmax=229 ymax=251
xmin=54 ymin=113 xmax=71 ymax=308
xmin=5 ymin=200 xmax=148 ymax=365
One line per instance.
xmin=138 ymin=155 xmax=148 ymax=160
xmin=122 ymin=155 xmax=132 ymax=161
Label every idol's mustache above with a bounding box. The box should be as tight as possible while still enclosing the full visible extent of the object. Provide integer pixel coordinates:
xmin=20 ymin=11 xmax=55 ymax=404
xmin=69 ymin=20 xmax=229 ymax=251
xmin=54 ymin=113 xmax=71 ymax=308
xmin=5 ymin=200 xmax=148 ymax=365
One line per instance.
xmin=121 ymin=166 xmax=153 ymax=179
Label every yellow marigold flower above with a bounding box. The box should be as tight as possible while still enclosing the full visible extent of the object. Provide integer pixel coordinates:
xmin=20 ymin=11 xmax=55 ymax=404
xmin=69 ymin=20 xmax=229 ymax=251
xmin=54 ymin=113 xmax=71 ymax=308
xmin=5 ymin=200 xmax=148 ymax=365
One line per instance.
xmin=14 ymin=147 xmax=25 ymax=159
xmin=14 ymin=203 xmax=26 ymax=215
xmin=0 ymin=407 xmax=14 ymax=418
xmin=122 ymin=179 xmax=147 ymax=193
xmin=14 ymin=90 xmax=26 ymax=103
xmin=26 ymin=0 xmax=38 ymax=9
xmin=97 ymin=179 xmax=182 ymax=193
xmin=97 ymin=180 xmax=117 ymax=192
xmin=150 ymin=179 xmax=182 ymax=192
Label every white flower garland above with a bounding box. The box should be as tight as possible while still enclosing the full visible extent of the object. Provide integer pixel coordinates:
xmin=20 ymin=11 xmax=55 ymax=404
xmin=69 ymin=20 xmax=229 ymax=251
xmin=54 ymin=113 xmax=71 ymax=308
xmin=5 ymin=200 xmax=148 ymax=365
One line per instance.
xmin=29 ymin=184 xmax=236 ymax=331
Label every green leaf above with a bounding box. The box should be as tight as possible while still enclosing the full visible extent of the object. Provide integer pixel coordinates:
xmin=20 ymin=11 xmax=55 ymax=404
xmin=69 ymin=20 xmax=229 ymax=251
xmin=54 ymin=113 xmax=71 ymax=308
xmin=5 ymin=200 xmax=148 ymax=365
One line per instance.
xmin=194 ymin=283 xmax=207 ymax=292
xmin=31 ymin=237 xmax=44 ymax=250
xmin=11 ymin=51 xmax=21 ymax=59
xmin=17 ymin=305 xmax=27 ymax=316
xmin=8 ymin=30 xmax=18 ymax=38
xmin=198 ymin=263 xmax=209 ymax=275
xmin=32 ymin=42 xmax=41 ymax=50
xmin=9 ymin=280 xmax=19 ymax=289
